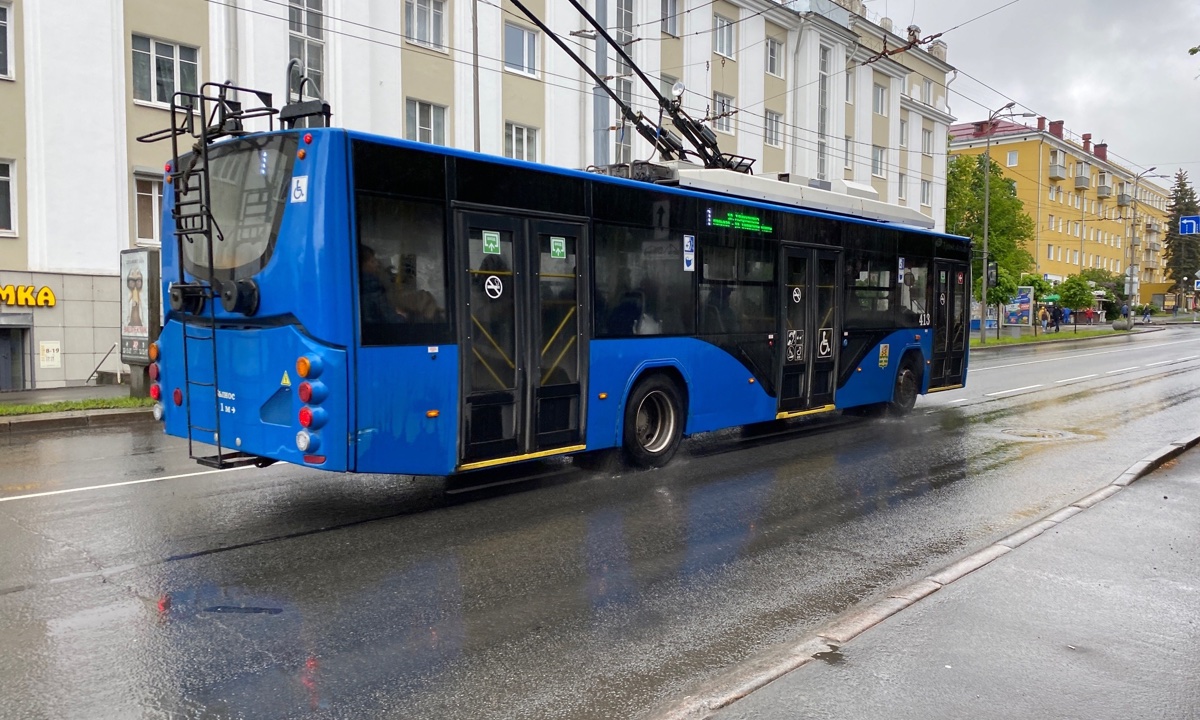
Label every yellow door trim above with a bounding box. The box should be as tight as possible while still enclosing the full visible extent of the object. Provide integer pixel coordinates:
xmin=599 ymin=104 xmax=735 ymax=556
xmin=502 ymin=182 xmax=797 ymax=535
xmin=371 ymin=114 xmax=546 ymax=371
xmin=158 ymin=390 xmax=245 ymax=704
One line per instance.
xmin=458 ymin=444 xmax=588 ymax=472
xmin=926 ymin=384 xmax=964 ymax=393
xmin=775 ymin=404 xmax=837 ymax=420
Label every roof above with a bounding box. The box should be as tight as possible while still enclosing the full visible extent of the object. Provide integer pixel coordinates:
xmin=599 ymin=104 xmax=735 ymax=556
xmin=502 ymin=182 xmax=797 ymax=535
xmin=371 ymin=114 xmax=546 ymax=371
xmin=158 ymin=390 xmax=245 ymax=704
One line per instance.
xmin=947 ymin=119 xmax=1036 ymax=141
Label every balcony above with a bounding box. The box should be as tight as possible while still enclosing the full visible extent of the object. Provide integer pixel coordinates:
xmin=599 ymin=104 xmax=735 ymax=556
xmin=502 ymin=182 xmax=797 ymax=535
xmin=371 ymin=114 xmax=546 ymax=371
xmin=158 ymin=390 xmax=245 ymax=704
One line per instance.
xmin=1095 ymin=184 xmax=1111 ymax=198
xmin=1143 ymin=259 xmax=1160 ymax=269
xmin=1146 ymin=220 xmax=1162 ymax=233
xmin=1149 ymin=241 xmax=1162 ymax=252
xmin=1117 ymin=193 xmax=1131 ymax=207
xmin=1048 ymin=163 xmax=1067 ymax=180
xmin=1074 ymin=175 xmax=1090 ymax=190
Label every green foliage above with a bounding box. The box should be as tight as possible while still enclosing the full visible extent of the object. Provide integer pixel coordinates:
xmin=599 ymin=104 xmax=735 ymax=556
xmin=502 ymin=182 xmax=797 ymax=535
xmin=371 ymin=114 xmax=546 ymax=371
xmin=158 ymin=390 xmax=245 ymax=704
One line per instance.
xmin=1077 ymin=268 xmax=1123 ymax=303
xmin=1163 ymin=170 xmax=1200 ymax=285
xmin=946 ymin=154 xmax=1036 ymax=286
xmin=1057 ymin=275 xmax=1095 ymax=311
xmin=0 ymin=397 xmax=154 ymax=417
xmin=1018 ymin=273 xmax=1053 ymax=300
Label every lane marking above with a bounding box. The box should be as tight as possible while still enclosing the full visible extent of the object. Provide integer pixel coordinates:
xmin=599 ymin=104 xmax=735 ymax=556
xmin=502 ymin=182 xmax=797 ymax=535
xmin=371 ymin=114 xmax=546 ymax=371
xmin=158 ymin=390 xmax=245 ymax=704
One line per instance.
xmin=985 ymin=384 xmax=1043 ymax=397
xmin=0 ymin=466 xmax=253 ymax=503
xmin=971 ymin=337 xmax=1200 ymax=372
xmin=1055 ymin=374 xmax=1098 ymax=383
xmin=1177 ymin=355 xmax=1199 ymax=362
xmin=949 ymin=398 xmax=968 ymax=403
xmin=1146 ymin=360 xmax=1174 ymax=367
xmin=1106 ymin=366 xmax=1139 ymax=374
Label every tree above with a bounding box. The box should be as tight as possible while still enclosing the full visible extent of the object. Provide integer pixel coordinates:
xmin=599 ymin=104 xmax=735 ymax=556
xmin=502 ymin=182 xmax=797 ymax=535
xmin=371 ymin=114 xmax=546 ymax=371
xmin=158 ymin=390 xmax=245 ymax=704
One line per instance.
xmin=1163 ymin=170 xmax=1200 ymax=287
xmin=1057 ymin=275 xmax=1095 ymax=314
xmin=1018 ymin=272 xmax=1052 ymax=301
xmin=945 ymin=153 xmax=1036 ymax=293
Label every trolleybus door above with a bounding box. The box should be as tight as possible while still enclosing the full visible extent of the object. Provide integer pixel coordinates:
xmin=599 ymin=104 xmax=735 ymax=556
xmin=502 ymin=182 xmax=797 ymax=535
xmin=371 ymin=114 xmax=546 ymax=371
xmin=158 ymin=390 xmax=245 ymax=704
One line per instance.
xmin=929 ymin=261 xmax=968 ymax=389
xmin=777 ymin=247 xmax=841 ymax=414
xmin=457 ymin=211 xmax=586 ymax=465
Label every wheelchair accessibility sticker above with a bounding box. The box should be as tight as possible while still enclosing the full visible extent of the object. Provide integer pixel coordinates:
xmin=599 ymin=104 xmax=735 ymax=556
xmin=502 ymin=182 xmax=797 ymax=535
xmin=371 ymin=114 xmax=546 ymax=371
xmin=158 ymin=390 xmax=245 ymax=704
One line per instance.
xmin=290 ymin=176 xmax=309 ymax=203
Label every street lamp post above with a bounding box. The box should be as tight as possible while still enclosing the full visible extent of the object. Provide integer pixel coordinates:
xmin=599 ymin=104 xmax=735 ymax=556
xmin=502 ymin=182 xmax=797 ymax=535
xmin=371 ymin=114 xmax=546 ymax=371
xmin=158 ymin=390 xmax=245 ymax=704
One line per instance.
xmin=979 ymin=102 xmax=1034 ymax=344
xmin=1124 ymin=167 xmax=1163 ymax=329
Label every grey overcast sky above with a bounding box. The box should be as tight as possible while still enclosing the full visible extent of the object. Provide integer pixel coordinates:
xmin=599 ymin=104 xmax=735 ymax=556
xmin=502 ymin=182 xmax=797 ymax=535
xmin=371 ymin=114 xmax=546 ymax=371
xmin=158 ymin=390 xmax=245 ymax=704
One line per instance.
xmin=865 ymin=0 xmax=1200 ymax=190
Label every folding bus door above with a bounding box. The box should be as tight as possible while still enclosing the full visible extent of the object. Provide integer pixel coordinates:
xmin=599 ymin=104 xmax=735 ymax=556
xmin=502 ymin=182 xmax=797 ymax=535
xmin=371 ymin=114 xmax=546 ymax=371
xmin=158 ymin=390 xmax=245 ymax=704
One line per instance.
xmin=456 ymin=211 xmax=587 ymax=468
xmin=930 ymin=261 xmax=969 ymax=390
xmin=777 ymin=246 xmax=841 ymax=417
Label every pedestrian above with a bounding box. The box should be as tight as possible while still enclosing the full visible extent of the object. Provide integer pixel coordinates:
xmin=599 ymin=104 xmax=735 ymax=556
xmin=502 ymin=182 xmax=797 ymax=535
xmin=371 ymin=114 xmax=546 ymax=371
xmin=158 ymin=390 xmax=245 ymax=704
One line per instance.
xmin=1121 ymin=303 xmax=1129 ymax=320
xmin=1051 ymin=304 xmax=1063 ymax=332
xmin=1143 ymin=306 xmax=1153 ymax=324
xmin=1062 ymin=306 xmax=1071 ymax=325
xmin=1039 ymin=306 xmax=1050 ymax=331
xmin=1085 ymin=307 xmax=1094 ymax=325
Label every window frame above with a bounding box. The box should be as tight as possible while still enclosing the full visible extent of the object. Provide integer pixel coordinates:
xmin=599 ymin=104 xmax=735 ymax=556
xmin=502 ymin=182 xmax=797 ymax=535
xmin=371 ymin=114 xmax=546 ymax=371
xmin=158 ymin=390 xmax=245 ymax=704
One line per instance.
xmin=505 ymin=122 xmax=538 ymax=162
xmin=405 ymin=98 xmax=447 ymax=146
xmin=765 ymin=37 xmax=784 ymax=77
xmin=920 ymin=179 xmax=932 ymax=206
xmin=713 ymin=14 xmax=735 ymax=59
xmin=764 ymin=110 xmax=783 ymax=147
xmin=134 ymin=174 xmax=164 ymax=246
xmin=899 ymin=119 xmax=908 ymax=148
xmin=504 ymin=22 xmax=538 ymax=76
xmin=132 ymin=34 xmax=200 ymax=107
xmin=0 ymin=3 xmax=12 ymax=80
xmin=288 ymin=0 xmax=325 ymax=99
xmin=897 ymin=172 xmax=907 ymax=201
xmin=712 ymin=92 xmax=734 ymax=134
xmin=871 ymin=145 xmax=886 ymax=178
xmin=661 ymin=0 xmax=678 ymax=36
xmin=872 ymin=83 xmax=887 ymax=115
xmin=844 ymin=136 xmax=853 ymax=170
xmin=0 ymin=159 xmax=14 ymax=235
xmin=404 ymin=0 xmax=446 ymax=51
xmin=921 ymin=128 xmax=933 ymax=155
xmin=1006 ymin=150 xmax=1018 ymax=167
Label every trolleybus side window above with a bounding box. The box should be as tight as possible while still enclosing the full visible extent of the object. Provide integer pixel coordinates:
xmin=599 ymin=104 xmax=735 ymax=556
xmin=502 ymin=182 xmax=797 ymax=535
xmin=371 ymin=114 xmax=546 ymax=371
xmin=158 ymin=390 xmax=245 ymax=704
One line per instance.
xmin=698 ymin=234 xmax=776 ymax=335
xmin=355 ymin=194 xmax=451 ymax=345
xmin=594 ymin=222 xmax=696 ymax=337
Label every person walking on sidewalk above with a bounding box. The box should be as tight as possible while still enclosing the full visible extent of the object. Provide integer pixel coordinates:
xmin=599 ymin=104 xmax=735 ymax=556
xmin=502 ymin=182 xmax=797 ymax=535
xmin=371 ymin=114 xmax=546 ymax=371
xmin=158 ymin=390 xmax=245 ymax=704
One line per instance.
xmin=1050 ymin=304 xmax=1063 ymax=332
xmin=1143 ymin=306 xmax=1153 ymax=324
xmin=1039 ymin=306 xmax=1050 ymax=331
xmin=1085 ymin=306 xmax=1094 ymax=325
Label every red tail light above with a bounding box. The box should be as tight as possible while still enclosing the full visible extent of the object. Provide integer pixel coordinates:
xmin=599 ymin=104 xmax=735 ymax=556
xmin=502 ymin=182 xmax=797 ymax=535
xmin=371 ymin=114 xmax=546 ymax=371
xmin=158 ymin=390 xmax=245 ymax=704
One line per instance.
xmin=149 ymin=384 xmax=162 ymax=401
xmin=298 ymin=381 xmax=312 ymax=403
xmin=148 ymin=363 xmax=160 ymax=381
xmin=172 ymin=388 xmax=183 ymax=406
xmin=299 ymin=406 xmax=313 ymax=428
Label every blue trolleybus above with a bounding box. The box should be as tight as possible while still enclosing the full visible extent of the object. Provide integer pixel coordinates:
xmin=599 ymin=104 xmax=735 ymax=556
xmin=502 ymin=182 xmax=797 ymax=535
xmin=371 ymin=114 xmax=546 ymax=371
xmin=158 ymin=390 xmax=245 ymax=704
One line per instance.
xmin=141 ymin=83 xmax=970 ymax=476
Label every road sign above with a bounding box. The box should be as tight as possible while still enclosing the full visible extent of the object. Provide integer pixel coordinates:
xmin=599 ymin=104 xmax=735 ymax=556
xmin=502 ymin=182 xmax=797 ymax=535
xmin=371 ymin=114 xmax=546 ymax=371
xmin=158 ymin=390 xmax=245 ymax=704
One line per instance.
xmin=1181 ymin=216 xmax=1200 ymax=235
xmin=1194 ymin=279 xmax=1200 ymax=292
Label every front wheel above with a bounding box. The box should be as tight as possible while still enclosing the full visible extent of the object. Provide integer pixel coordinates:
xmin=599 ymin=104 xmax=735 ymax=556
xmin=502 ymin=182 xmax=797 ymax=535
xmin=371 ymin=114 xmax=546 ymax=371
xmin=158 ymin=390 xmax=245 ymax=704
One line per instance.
xmin=889 ymin=364 xmax=920 ymax=415
xmin=622 ymin=375 xmax=685 ymax=468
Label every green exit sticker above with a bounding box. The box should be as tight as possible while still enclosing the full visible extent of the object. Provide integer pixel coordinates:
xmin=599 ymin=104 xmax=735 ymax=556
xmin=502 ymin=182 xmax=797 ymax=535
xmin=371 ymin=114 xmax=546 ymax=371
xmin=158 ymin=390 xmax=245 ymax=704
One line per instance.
xmin=482 ymin=230 xmax=501 ymax=255
xmin=550 ymin=237 xmax=567 ymax=259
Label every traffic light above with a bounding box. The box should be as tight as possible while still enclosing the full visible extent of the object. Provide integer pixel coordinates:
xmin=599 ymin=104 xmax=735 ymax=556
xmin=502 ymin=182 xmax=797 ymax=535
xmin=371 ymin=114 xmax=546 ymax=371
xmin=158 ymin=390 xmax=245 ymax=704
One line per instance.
xmin=987 ymin=261 xmax=998 ymax=286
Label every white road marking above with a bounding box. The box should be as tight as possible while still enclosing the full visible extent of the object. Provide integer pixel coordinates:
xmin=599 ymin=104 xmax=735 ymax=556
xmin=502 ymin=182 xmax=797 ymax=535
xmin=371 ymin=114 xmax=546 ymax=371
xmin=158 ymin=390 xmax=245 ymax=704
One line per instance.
xmin=971 ymin=338 xmax=1200 ymax=372
xmin=1177 ymin=355 xmax=1199 ymax=362
xmin=1105 ymin=366 xmax=1139 ymax=374
xmin=0 ymin=466 xmax=253 ymax=503
xmin=1055 ymin=374 xmax=1098 ymax=383
xmin=985 ymin=384 xmax=1043 ymax=397
xmin=950 ymin=398 xmax=968 ymax=403
xmin=1146 ymin=360 xmax=1174 ymax=367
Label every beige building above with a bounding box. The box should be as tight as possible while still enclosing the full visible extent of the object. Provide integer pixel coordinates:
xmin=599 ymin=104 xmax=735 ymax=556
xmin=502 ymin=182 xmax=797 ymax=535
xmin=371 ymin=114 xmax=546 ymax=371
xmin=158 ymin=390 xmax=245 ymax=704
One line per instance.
xmin=0 ymin=0 xmax=956 ymax=390
xmin=949 ymin=116 xmax=1171 ymax=304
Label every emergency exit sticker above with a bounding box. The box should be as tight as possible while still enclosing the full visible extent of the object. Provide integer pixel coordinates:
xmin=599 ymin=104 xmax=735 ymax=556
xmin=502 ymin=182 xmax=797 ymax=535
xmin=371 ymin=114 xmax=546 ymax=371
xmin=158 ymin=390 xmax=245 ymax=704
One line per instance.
xmin=550 ymin=237 xmax=567 ymax=259
xmin=482 ymin=231 xmax=501 ymax=255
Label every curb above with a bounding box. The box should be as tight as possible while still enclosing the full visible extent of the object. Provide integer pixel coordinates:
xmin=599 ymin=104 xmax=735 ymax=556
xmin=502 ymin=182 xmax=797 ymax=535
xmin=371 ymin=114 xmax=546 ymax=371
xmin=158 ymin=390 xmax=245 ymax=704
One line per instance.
xmin=0 ymin=408 xmax=156 ymax=436
xmin=646 ymin=430 xmax=1200 ymax=720
xmin=968 ymin=325 xmax=1163 ymax=352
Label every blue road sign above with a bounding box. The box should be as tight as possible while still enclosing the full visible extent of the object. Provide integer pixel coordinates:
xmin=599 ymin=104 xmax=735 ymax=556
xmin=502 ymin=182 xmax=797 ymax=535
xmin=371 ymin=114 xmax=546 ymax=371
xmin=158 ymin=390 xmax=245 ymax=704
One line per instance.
xmin=1181 ymin=216 xmax=1200 ymax=235
xmin=1194 ymin=279 xmax=1200 ymax=292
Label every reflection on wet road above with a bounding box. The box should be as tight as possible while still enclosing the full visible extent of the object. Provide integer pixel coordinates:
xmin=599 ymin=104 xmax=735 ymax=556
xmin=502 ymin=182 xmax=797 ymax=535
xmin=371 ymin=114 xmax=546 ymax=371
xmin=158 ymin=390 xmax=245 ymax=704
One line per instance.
xmin=2 ymin=328 xmax=1199 ymax=718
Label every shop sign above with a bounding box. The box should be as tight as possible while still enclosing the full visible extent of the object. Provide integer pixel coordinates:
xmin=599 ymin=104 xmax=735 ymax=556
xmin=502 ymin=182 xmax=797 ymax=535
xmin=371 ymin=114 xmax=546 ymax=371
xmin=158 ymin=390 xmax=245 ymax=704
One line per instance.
xmin=0 ymin=285 xmax=56 ymax=307
xmin=120 ymin=248 xmax=161 ymax=365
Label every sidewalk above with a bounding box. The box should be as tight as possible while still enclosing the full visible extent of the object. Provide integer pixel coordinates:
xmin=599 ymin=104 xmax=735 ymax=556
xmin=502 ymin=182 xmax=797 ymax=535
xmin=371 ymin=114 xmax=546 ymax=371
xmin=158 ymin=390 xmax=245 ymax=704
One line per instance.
xmin=654 ymin=434 xmax=1200 ymax=719
xmin=0 ymin=384 xmax=154 ymax=435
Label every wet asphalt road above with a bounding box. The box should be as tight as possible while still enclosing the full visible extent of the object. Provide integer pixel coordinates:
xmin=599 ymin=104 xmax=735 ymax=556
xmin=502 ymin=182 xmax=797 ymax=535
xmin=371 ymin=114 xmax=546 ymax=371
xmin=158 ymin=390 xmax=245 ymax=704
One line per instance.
xmin=1 ymin=328 xmax=1198 ymax=719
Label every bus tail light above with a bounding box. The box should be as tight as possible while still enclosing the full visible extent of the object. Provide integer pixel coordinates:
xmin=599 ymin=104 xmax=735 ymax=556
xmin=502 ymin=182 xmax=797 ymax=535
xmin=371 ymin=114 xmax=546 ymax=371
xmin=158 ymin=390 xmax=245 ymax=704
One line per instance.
xmin=149 ymin=384 xmax=162 ymax=401
xmin=296 ymin=354 xmax=323 ymax=379
xmin=296 ymin=430 xmax=319 ymax=453
xmin=172 ymin=388 xmax=183 ymax=406
xmin=298 ymin=381 xmax=327 ymax=404
xmin=152 ymin=403 xmax=164 ymax=421
xmin=303 ymin=455 xmax=326 ymax=465
xmin=148 ymin=363 xmax=160 ymax=381
xmin=149 ymin=343 xmax=160 ymax=361
xmin=298 ymin=406 xmax=327 ymax=429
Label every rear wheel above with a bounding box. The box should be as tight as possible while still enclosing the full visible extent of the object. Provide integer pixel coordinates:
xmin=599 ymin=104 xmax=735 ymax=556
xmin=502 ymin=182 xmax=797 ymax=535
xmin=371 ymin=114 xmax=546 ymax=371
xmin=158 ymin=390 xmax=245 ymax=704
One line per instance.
xmin=889 ymin=362 xmax=920 ymax=415
xmin=622 ymin=375 xmax=684 ymax=468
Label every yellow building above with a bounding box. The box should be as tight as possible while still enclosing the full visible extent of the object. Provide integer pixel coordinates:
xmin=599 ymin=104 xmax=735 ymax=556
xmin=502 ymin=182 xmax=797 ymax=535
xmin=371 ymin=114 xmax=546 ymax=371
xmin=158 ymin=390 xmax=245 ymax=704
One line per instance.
xmin=948 ymin=117 xmax=1171 ymax=305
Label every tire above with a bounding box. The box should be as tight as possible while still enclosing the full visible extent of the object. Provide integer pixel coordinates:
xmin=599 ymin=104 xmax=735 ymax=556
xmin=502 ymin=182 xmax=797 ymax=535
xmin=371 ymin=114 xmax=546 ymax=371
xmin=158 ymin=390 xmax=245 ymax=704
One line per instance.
xmin=622 ymin=375 xmax=685 ymax=468
xmin=889 ymin=361 xmax=920 ymax=416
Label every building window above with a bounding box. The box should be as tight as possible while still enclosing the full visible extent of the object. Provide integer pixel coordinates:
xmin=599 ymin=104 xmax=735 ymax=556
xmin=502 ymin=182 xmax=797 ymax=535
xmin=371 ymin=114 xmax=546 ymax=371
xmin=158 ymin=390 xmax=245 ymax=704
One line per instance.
xmin=764 ymin=111 xmax=782 ymax=147
xmin=817 ymin=45 xmax=830 ymax=181
xmin=504 ymin=23 xmax=537 ymax=75
xmin=660 ymin=73 xmax=678 ymax=98
xmin=505 ymin=122 xmax=537 ymax=162
xmin=766 ymin=38 xmax=783 ymax=77
xmin=897 ymin=173 xmax=906 ymax=200
xmin=616 ymin=0 xmax=633 ymax=77
xmin=0 ymin=160 xmax=12 ymax=232
xmin=922 ymin=78 xmax=933 ymax=104
xmin=872 ymin=83 xmax=887 ymax=115
xmin=0 ymin=4 xmax=10 ymax=79
xmin=405 ymin=99 xmax=446 ymax=145
xmin=845 ymin=61 xmax=854 ymax=103
xmin=1048 ymin=213 xmax=1055 ymax=232
xmin=712 ymin=92 xmax=734 ymax=133
xmin=289 ymin=0 xmax=325 ymax=98
xmin=135 ymin=177 xmax=164 ymax=245
xmin=404 ymin=0 xmax=445 ymax=50
xmin=133 ymin=36 xmax=199 ymax=105
xmin=661 ymin=0 xmax=678 ymax=36
xmin=921 ymin=179 xmax=932 ymax=206
xmin=921 ymin=128 xmax=933 ymax=155
xmin=871 ymin=146 xmax=885 ymax=177
xmin=844 ymin=136 xmax=853 ymax=169
xmin=1006 ymin=150 xmax=1018 ymax=167
xmin=713 ymin=14 xmax=735 ymax=58
xmin=1047 ymin=244 xmax=1053 ymax=259
xmin=616 ymin=78 xmax=634 ymax=162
